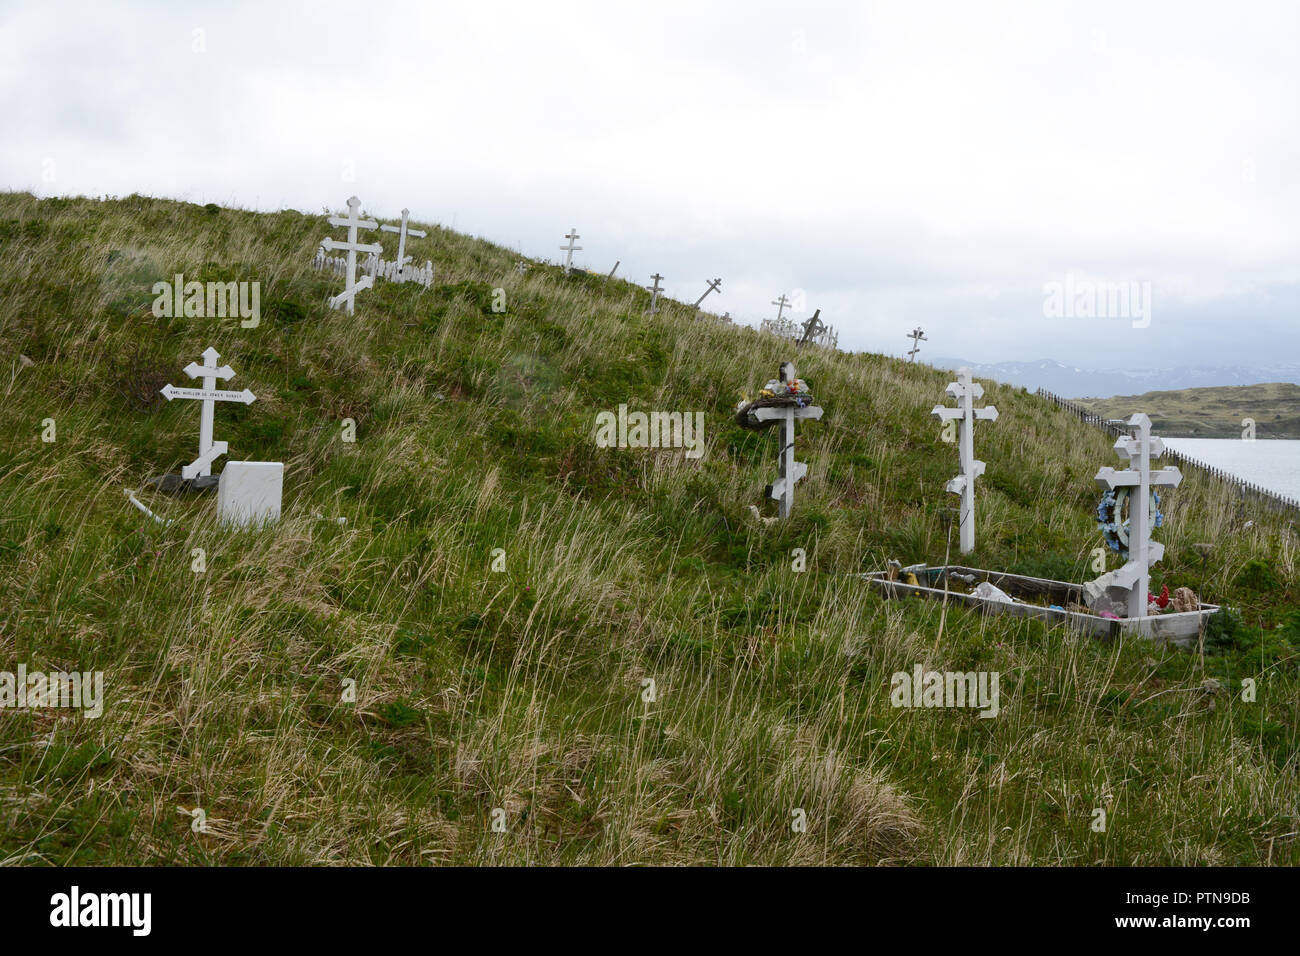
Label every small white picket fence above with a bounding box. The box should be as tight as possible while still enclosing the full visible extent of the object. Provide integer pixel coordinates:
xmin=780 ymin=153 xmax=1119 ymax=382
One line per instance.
xmin=311 ymin=247 xmax=434 ymax=289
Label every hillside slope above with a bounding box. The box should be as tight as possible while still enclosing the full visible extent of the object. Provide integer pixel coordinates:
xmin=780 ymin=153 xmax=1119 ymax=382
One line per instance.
xmin=1078 ymin=383 xmax=1300 ymax=439
xmin=1 ymin=192 xmax=1297 ymax=866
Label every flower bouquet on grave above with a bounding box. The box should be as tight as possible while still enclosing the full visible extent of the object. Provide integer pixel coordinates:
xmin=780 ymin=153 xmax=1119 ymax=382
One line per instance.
xmin=735 ymin=377 xmax=816 ymax=430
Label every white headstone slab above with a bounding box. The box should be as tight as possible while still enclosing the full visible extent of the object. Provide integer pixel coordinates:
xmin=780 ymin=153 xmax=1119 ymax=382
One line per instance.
xmin=321 ymin=196 xmax=382 ymax=313
xmin=560 ymin=228 xmax=582 ymax=274
xmin=931 ymin=367 xmax=997 ymax=554
xmin=217 ymin=461 xmax=283 ymax=528
xmin=1095 ymin=413 xmax=1182 ymax=618
xmin=160 ymin=347 xmax=255 ymax=479
xmin=752 ymin=361 xmax=823 ymax=519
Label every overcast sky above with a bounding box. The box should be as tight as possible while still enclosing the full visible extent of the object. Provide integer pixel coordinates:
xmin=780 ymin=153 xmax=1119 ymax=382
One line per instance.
xmin=3 ymin=0 xmax=1296 ymax=367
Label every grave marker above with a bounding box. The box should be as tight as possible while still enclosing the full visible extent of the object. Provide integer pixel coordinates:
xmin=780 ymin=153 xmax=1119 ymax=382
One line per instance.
xmin=906 ymin=326 xmax=927 ymax=362
xmin=160 ymin=347 xmax=255 ymax=479
xmin=771 ymin=294 xmax=792 ymax=323
xmin=693 ymin=278 xmax=722 ymax=309
xmin=797 ymin=309 xmax=826 ymax=347
xmin=218 ymin=461 xmax=284 ymax=528
xmin=932 ymin=367 xmax=997 ymax=554
xmin=560 ymin=228 xmax=582 ymax=274
xmin=751 ymin=362 xmax=823 ymax=519
xmin=321 ymin=196 xmax=382 ymax=313
xmin=646 ymin=273 xmax=664 ymax=315
xmin=1095 ymin=413 xmax=1182 ymax=618
xmin=379 ymin=208 xmax=428 ymax=281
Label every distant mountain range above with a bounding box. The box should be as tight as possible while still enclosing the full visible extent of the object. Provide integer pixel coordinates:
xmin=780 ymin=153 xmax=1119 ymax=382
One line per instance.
xmin=925 ymin=357 xmax=1300 ymax=399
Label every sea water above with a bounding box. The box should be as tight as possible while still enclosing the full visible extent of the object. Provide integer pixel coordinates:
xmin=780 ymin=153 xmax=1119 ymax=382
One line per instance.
xmin=1163 ymin=438 xmax=1300 ymax=501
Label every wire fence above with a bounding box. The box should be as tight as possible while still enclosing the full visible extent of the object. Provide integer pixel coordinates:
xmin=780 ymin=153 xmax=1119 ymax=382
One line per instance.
xmin=1035 ymin=387 xmax=1300 ymax=515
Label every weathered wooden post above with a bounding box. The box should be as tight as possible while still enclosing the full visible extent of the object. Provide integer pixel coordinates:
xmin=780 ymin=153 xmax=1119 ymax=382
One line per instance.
xmin=646 ymin=273 xmax=664 ymax=315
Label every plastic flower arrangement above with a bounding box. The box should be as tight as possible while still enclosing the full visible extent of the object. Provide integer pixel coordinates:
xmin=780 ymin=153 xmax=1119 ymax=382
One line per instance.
xmin=760 ymin=377 xmax=813 ymax=407
xmin=1096 ymin=488 xmax=1165 ymax=557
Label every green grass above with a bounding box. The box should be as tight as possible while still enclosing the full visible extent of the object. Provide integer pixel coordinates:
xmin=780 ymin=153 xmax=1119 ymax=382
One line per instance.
xmin=1077 ymin=383 xmax=1300 ymax=439
xmin=0 ymin=191 xmax=1297 ymax=865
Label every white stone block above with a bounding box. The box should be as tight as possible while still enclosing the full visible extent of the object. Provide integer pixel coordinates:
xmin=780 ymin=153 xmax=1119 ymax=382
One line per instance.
xmin=217 ymin=461 xmax=283 ymax=528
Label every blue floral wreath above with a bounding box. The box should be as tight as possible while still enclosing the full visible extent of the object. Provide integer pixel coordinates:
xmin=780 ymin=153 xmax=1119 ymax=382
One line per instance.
xmin=1096 ymin=488 xmax=1163 ymax=556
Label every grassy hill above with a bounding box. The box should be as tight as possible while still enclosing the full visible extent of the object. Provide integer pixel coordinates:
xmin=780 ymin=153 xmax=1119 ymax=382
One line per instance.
xmin=1 ymin=191 xmax=1297 ymax=866
xmin=1077 ymin=383 xmax=1300 ymax=439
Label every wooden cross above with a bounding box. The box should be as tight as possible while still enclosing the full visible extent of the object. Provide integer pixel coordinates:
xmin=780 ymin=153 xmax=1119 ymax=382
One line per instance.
xmin=160 ymin=347 xmax=256 ymax=479
xmin=693 ymin=278 xmax=722 ymax=309
xmin=607 ymin=260 xmax=620 ymax=279
xmin=797 ymin=309 xmax=826 ymax=347
xmin=379 ymin=208 xmax=428 ymax=281
xmin=931 ymin=367 xmax=998 ymax=554
xmin=322 ymin=196 xmax=382 ymax=313
xmin=906 ymin=326 xmax=927 ymax=362
xmin=771 ymin=294 xmax=792 ymax=322
xmin=560 ymin=228 xmax=582 ymax=274
xmin=751 ymin=362 xmax=823 ymax=519
xmin=1095 ymin=413 xmax=1182 ymax=618
xmin=646 ymin=273 xmax=664 ymax=314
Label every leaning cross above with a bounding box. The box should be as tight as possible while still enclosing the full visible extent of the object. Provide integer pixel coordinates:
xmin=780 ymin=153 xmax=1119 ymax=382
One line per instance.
xmin=932 ymin=367 xmax=998 ymax=554
xmin=693 ymin=278 xmax=722 ymax=309
xmin=797 ymin=309 xmax=826 ymax=347
xmin=751 ymin=362 xmax=824 ymax=519
xmin=379 ymin=208 xmax=428 ymax=281
xmin=646 ymin=273 xmax=664 ymax=315
xmin=906 ymin=326 xmax=927 ymax=362
xmin=560 ymin=228 xmax=582 ymax=274
xmin=771 ymin=294 xmax=792 ymax=322
xmin=322 ymin=196 xmax=382 ymax=313
xmin=160 ymin=347 xmax=256 ymax=479
xmin=1095 ymin=413 xmax=1182 ymax=618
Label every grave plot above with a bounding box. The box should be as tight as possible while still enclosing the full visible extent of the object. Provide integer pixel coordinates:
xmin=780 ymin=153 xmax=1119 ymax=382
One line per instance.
xmin=317 ymin=196 xmax=381 ymax=313
xmin=862 ymin=565 xmax=1219 ymax=645
xmin=735 ymin=362 xmax=823 ymax=519
xmin=865 ymin=412 xmax=1219 ymax=644
xmin=314 ymin=203 xmax=434 ymax=291
xmin=138 ymin=347 xmax=283 ymax=528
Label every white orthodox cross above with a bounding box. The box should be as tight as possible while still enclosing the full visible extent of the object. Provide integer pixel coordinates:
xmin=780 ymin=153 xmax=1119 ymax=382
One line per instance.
xmin=771 ymin=294 xmax=792 ymax=322
xmin=693 ymin=278 xmax=722 ymax=309
xmin=646 ymin=273 xmax=664 ymax=314
xmin=160 ymin=347 xmax=256 ymax=479
xmin=1095 ymin=413 xmax=1182 ymax=618
xmin=906 ymin=327 xmax=927 ymax=362
xmin=379 ymin=208 xmax=428 ymax=281
xmin=751 ymin=362 xmax=823 ymax=519
xmin=932 ymin=368 xmax=998 ymax=554
xmin=322 ymin=196 xmax=382 ymax=313
xmin=560 ymin=228 xmax=582 ymax=274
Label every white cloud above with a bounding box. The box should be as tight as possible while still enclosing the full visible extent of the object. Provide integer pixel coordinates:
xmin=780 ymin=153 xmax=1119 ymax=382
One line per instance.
xmin=2 ymin=0 xmax=1296 ymax=366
